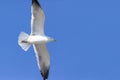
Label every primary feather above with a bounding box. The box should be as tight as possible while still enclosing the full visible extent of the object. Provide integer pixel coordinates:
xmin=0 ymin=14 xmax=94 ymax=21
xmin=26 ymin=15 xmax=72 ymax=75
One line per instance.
xmin=31 ymin=0 xmax=45 ymax=35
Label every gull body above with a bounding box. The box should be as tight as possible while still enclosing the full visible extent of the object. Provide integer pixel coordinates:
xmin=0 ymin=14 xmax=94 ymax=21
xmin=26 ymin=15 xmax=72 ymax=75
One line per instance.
xmin=18 ymin=0 xmax=55 ymax=80
xmin=27 ymin=35 xmax=54 ymax=44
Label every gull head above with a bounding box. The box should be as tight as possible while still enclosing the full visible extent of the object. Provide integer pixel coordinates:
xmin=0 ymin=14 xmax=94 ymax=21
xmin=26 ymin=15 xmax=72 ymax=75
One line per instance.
xmin=47 ymin=37 xmax=56 ymax=42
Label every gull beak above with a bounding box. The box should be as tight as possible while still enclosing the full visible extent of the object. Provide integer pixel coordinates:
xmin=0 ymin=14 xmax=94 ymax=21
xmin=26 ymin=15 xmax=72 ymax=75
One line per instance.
xmin=53 ymin=39 xmax=57 ymax=42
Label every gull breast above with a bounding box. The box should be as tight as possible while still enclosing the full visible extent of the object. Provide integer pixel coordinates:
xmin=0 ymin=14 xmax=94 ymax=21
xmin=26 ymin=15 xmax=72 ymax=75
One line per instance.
xmin=28 ymin=35 xmax=48 ymax=44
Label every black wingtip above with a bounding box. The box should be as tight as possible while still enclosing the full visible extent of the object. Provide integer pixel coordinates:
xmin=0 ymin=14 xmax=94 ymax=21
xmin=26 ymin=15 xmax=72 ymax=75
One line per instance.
xmin=40 ymin=68 xmax=49 ymax=80
xmin=32 ymin=0 xmax=42 ymax=8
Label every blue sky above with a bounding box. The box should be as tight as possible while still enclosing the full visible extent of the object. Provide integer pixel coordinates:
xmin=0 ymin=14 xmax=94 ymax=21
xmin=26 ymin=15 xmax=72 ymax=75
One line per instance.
xmin=0 ymin=0 xmax=120 ymax=80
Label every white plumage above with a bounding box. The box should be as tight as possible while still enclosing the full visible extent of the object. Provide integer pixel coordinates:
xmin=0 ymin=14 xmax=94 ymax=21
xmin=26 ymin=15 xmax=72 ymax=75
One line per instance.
xmin=31 ymin=0 xmax=45 ymax=35
xmin=18 ymin=0 xmax=55 ymax=80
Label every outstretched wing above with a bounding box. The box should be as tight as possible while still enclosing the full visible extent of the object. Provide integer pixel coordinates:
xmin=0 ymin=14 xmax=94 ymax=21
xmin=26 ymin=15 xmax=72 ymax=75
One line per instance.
xmin=33 ymin=44 xmax=50 ymax=80
xmin=31 ymin=0 xmax=45 ymax=35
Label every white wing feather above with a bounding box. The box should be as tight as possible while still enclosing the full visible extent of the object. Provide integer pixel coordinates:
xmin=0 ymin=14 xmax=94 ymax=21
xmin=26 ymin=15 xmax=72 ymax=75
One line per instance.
xmin=33 ymin=44 xmax=50 ymax=71
xmin=31 ymin=2 xmax=45 ymax=35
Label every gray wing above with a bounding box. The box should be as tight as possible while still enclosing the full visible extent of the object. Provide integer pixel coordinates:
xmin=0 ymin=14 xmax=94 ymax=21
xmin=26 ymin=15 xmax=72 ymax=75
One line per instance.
xmin=33 ymin=44 xmax=50 ymax=79
xmin=31 ymin=0 xmax=45 ymax=35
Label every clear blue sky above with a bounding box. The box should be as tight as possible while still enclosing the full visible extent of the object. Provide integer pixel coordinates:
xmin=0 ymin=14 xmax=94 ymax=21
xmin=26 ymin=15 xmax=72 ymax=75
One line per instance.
xmin=0 ymin=0 xmax=120 ymax=80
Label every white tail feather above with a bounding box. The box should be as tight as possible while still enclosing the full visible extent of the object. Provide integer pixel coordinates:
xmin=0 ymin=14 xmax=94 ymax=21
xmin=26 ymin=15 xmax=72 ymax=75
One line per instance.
xmin=18 ymin=32 xmax=31 ymax=51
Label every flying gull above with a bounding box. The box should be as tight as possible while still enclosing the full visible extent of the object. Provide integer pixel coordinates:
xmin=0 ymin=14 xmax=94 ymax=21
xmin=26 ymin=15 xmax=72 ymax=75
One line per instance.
xmin=18 ymin=0 xmax=56 ymax=80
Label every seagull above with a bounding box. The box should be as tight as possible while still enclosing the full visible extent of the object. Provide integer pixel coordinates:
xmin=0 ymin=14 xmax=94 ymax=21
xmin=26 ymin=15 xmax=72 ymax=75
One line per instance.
xmin=18 ymin=0 xmax=56 ymax=80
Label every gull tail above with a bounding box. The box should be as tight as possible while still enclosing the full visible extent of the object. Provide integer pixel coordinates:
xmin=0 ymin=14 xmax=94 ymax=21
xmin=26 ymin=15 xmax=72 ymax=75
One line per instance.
xmin=18 ymin=32 xmax=31 ymax=51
